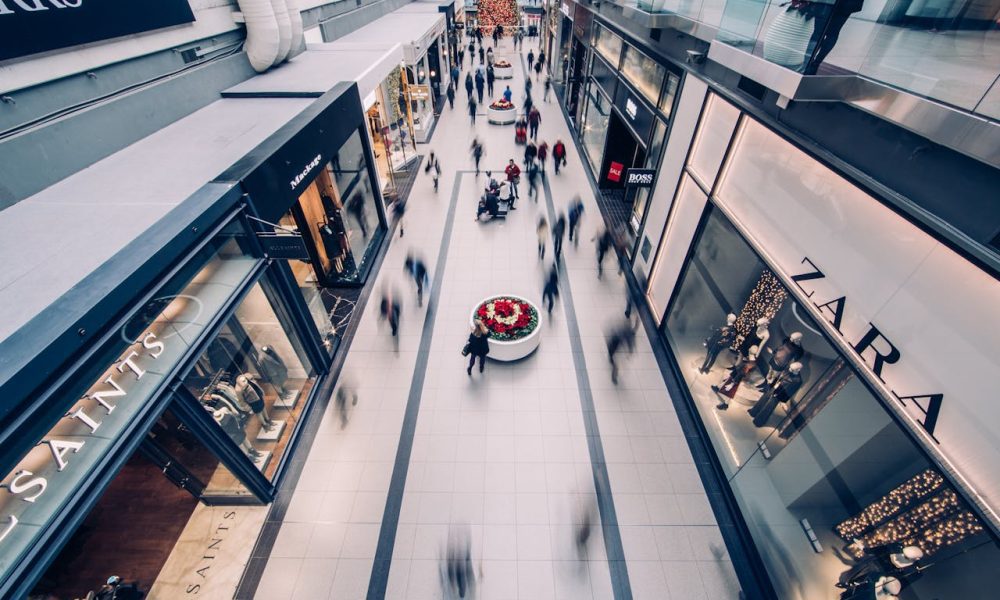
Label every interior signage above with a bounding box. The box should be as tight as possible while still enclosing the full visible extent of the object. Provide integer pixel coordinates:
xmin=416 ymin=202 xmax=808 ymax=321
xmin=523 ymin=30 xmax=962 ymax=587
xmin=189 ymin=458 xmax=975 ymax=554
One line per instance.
xmin=791 ymin=256 xmax=943 ymax=441
xmin=0 ymin=332 xmax=167 ymax=544
xmin=625 ymin=98 xmax=638 ymax=120
xmin=625 ymin=168 xmax=655 ymax=188
xmin=0 ymin=0 xmax=195 ymax=61
xmin=289 ymin=154 xmax=322 ymax=191
xmin=560 ymin=2 xmax=572 ymax=19
xmin=608 ymin=161 xmax=624 ymax=183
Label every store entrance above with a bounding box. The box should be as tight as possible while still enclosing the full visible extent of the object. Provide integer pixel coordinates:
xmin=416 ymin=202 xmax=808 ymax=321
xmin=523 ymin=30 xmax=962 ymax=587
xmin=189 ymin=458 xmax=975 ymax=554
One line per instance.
xmin=599 ymin=110 xmax=646 ymax=190
xmin=565 ymin=37 xmax=587 ymax=122
xmin=30 ymin=408 xmax=262 ymax=600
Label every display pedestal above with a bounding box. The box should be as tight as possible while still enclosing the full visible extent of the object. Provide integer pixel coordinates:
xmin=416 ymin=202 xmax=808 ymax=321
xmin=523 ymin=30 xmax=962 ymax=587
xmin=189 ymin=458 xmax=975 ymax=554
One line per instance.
xmin=487 ymin=106 xmax=517 ymax=125
xmin=274 ymin=389 xmax=301 ymax=410
xmin=255 ymin=420 xmax=286 ymax=441
xmin=494 ymin=65 xmax=513 ymax=79
xmin=250 ymin=450 xmax=272 ymax=472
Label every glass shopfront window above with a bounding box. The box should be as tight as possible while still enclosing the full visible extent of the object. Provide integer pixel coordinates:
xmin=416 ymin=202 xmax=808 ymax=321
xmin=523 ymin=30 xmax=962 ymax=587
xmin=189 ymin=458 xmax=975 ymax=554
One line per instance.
xmin=0 ymin=222 xmax=256 ymax=579
xmin=593 ymin=23 xmax=623 ymax=67
xmin=280 ymin=129 xmax=384 ymax=287
xmin=658 ymin=71 xmax=680 ymax=117
xmin=183 ymin=279 xmax=317 ymax=481
xmin=621 ymin=45 xmax=665 ymax=106
xmin=581 ymin=84 xmax=612 ymax=174
xmin=663 ymin=206 xmax=999 ymax=600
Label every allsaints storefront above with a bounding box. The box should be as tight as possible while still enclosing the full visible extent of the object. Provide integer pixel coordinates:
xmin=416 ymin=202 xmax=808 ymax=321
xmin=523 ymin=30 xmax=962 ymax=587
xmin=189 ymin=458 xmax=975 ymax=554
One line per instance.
xmin=645 ymin=91 xmax=1000 ymax=599
xmin=1 ymin=86 xmax=385 ymax=600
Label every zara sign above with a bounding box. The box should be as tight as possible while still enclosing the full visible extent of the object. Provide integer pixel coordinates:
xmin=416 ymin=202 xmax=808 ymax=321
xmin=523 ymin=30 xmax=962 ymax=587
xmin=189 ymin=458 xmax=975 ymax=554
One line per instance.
xmin=0 ymin=0 xmax=195 ymax=61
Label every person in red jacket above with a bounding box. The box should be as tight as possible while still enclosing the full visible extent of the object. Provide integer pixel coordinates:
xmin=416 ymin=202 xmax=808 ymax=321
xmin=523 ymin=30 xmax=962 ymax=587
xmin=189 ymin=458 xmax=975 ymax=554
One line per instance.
xmin=504 ymin=158 xmax=521 ymax=202
xmin=552 ymin=140 xmax=566 ymax=174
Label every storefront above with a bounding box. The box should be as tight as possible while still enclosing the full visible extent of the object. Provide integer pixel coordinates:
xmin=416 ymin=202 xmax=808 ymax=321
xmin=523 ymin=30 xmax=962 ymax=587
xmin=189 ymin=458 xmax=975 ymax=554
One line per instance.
xmin=337 ymin=10 xmax=448 ymax=144
xmin=0 ymin=84 xmax=384 ymax=599
xmin=578 ymin=21 xmax=680 ymax=258
xmin=563 ymin=3 xmax=591 ymax=123
xmin=644 ymin=91 xmax=1000 ymax=600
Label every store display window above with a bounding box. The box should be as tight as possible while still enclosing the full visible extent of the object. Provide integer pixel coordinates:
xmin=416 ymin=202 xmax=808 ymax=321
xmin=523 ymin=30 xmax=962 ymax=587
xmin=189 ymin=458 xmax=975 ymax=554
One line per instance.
xmin=621 ymin=45 xmax=665 ymax=106
xmin=688 ymin=92 xmax=741 ymax=189
xmin=592 ymin=23 xmax=623 ymax=67
xmin=279 ymin=129 xmax=384 ymax=287
xmin=658 ymin=72 xmax=680 ymax=117
xmin=662 ymin=206 xmax=999 ymax=600
xmin=581 ymin=84 xmax=612 ymax=174
xmin=29 ymin=408 xmax=255 ymax=600
xmin=0 ymin=222 xmax=256 ymax=578
xmin=183 ymin=280 xmax=317 ymax=481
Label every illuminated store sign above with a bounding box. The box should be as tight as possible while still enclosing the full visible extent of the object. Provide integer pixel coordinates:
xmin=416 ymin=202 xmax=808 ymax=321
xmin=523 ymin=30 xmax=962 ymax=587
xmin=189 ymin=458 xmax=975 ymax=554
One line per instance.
xmin=791 ymin=256 xmax=942 ymax=440
xmin=0 ymin=331 xmax=168 ymax=561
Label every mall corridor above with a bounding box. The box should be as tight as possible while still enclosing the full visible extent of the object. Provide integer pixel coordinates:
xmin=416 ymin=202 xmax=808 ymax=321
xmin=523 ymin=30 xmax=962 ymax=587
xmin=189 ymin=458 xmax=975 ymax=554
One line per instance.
xmin=244 ymin=35 xmax=739 ymax=600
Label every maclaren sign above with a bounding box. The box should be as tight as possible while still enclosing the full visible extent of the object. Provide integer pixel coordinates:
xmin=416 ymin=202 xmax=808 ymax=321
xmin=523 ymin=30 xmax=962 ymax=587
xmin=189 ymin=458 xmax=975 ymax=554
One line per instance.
xmin=0 ymin=0 xmax=195 ymax=61
xmin=0 ymin=331 xmax=166 ymax=549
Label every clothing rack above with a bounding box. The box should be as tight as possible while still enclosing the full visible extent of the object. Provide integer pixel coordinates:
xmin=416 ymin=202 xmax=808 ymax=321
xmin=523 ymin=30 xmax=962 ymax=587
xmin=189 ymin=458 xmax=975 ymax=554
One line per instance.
xmin=198 ymin=369 xmax=229 ymax=403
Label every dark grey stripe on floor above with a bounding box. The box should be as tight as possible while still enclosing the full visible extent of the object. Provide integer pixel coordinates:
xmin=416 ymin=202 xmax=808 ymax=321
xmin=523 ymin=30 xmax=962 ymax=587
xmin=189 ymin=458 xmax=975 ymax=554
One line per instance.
xmin=366 ymin=169 xmax=465 ymax=599
xmin=542 ymin=177 xmax=634 ymax=600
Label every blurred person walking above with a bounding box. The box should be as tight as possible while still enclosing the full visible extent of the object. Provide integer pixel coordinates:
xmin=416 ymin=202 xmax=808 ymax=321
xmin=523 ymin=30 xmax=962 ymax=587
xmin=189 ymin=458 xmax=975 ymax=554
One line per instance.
xmin=552 ymin=213 xmax=567 ymax=262
xmin=465 ymin=319 xmax=491 ymax=375
xmin=536 ymin=216 xmax=548 ymax=260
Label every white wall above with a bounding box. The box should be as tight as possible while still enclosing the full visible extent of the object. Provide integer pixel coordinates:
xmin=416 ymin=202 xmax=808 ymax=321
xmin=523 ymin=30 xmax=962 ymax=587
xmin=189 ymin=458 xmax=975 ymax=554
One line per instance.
xmin=634 ymin=74 xmax=706 ymax=282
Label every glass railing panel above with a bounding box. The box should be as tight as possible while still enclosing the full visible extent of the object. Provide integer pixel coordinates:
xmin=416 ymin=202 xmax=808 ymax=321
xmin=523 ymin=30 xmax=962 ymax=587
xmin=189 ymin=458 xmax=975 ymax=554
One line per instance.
xmin=852 ymin=7 xmax=1000 ymax=112
xmin=718 ymin=0 xmax=770 ymax=48
xmin=698 ymin=0 xmax=729 ymax=27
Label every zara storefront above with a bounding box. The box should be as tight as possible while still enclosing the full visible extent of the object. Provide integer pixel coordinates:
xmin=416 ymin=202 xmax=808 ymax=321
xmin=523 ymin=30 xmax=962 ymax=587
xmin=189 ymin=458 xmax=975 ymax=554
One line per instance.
xmin=641 ymin=87 xmax=1000 ymax=599
xmin=0 ymin=85 xmax=385 ymax=599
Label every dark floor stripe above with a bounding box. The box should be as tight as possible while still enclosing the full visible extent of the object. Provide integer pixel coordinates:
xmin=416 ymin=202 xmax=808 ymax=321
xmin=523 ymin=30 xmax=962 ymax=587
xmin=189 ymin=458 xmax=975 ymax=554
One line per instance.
xmin=542 ymin=176 xmax=634 ymax=600
xmin=366 ymin=169 xmax=465 ymax=599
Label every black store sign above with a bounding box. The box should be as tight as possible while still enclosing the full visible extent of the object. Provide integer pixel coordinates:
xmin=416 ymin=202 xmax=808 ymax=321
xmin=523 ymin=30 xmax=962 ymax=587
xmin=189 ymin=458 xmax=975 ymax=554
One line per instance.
xmin=625 ymin=168 xmax=656 ymax=188
xmin=0 ymin=0 xmax=196 ymax=61
xmin=614 ymin=85 xmax=654 ymax=143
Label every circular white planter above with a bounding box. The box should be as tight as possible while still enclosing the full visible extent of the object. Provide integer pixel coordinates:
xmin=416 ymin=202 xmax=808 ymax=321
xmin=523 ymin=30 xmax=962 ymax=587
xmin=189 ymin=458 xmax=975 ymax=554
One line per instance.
xmin=470 ymin=296 xmax=542 ymax=361
xmin=487 ymin=106 xmax=517 ymax=125
xmin=494 ymin=65 xmax=514 ymax=79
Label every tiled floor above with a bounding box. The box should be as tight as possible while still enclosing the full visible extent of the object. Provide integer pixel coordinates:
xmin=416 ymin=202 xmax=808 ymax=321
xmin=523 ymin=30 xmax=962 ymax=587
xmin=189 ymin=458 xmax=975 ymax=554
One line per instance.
xmin=252 ymin=34 xmax=741 ymax=600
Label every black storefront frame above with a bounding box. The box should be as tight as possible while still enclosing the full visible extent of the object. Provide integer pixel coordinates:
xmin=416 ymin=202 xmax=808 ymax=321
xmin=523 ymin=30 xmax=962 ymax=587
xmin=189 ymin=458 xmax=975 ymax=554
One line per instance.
xmin=221 ymin=83 xmax=388 ymax=289
xmin=0 ymin=209 xmax=331 ymax=598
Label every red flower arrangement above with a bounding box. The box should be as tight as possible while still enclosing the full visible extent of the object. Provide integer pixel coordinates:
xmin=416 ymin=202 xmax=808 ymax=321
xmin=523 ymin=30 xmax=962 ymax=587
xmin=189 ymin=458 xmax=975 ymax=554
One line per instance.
xmin=489 ymin=98 xmax=515 ymax=110
xmin=476 ymin=296 xmax=539 ymax=341
xmin=493 ymin=59 xmax=512 ymax=68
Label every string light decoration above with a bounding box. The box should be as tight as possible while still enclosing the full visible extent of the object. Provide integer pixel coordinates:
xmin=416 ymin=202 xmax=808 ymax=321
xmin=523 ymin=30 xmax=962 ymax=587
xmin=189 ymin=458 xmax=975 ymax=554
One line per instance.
xmin=836 ymin=469 xmax=985 ymax=559
xmin=732 ymin=270 xmax=787 ymax=348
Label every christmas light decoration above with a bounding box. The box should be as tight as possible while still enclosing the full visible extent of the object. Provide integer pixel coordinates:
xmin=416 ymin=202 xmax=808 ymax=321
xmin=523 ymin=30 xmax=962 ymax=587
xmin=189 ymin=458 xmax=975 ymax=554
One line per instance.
xmin=733 ymin=270 xmax=787 ymax=346
xmin=836 ymin=469 xmax=985 ymax=559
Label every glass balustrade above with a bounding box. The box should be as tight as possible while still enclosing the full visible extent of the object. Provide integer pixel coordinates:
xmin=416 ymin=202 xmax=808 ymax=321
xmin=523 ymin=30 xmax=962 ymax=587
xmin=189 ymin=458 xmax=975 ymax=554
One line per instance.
xmin=714 ymin=0 xmax=1000 ymax=117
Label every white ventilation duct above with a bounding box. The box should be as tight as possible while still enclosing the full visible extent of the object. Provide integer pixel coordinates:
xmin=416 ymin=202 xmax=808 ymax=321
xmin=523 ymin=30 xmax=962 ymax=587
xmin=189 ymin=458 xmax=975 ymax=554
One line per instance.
xmin=237 ymin=0 xmax=281 ymax=73
xmin=285 ymin=0 xmax=304 ymax=58
xmin=271 ymin=0 xmax=292 ymax=64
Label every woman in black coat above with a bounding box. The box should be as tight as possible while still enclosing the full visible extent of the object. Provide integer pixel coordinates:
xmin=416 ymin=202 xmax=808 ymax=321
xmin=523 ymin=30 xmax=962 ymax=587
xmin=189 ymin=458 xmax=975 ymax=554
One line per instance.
xmin=466 ymin=319 xmax=491 ymax=375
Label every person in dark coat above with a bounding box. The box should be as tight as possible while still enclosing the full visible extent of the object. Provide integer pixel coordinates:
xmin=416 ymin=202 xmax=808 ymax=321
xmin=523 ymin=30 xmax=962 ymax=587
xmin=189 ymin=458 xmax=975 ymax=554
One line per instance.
xmin=552 ymin=139 xmax=566 ymax=174
xmin=468 ymin=97 xmax=477 ymax=125
xmin=475 ymin=70 xmax=485 ymax=104
xmin=552 ymin=214 xmax=567 ymax=262
xmin=466 ymin=319 xmax=491 ymax=375
xmin=527 ymin=106 xmax=541 ymax=140
xmin=567 ymin=196 xmax=584 ymax=245
xmin=380 ymin=290 xmax=401 ymax=337
xmin=527 ymin=49 xmax=535 ymax=70
xmin=542 ymin=265 xmax=559 ymax=315
xmin=593 ymin=228 xmax=614 ymax=278
xmin=464 ymin=72 xmax=474 ymax=99
xmin=446 ymin=83 xmax=455 ymax=109
xmin=486 ymin=64 xmax=496 ymax=96
xmin=607 ymin=321 xmax=637 ymax=384
xmin=471 ymin=138 xmax=484 ymax=174
xmin=523 ymin=141 xmax=537 ymax=168
xmin=404 ymin=253 xmax=430 ymax=307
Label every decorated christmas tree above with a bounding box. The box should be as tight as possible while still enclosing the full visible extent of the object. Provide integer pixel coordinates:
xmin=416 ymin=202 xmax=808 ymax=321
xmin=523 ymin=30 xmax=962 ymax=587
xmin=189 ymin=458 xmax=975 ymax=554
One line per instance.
xmin=478 ymin=0 xmax=519 ymax=29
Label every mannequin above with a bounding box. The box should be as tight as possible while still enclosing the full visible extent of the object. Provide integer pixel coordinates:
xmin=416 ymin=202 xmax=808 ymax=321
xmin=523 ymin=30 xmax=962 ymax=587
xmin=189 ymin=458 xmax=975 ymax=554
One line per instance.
xmin=236 ymin=374 xmax=274 ymax=429
xmin=257 ymin=345 xmax=296 ymax=403
xmin=739 ymin=317 xmax=770 ymax=357
xmin=749 ymin=361 xmax=802 ymax=427
xmin=211 ymin=406 xmax=261 ymax=459
xmin=762 ymin=331 xmax=805 ymax=387
xmin=712 ymin=345 xmax=758 ymax=410
xmin=700 ymin=313 xmax=737 ymax=373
